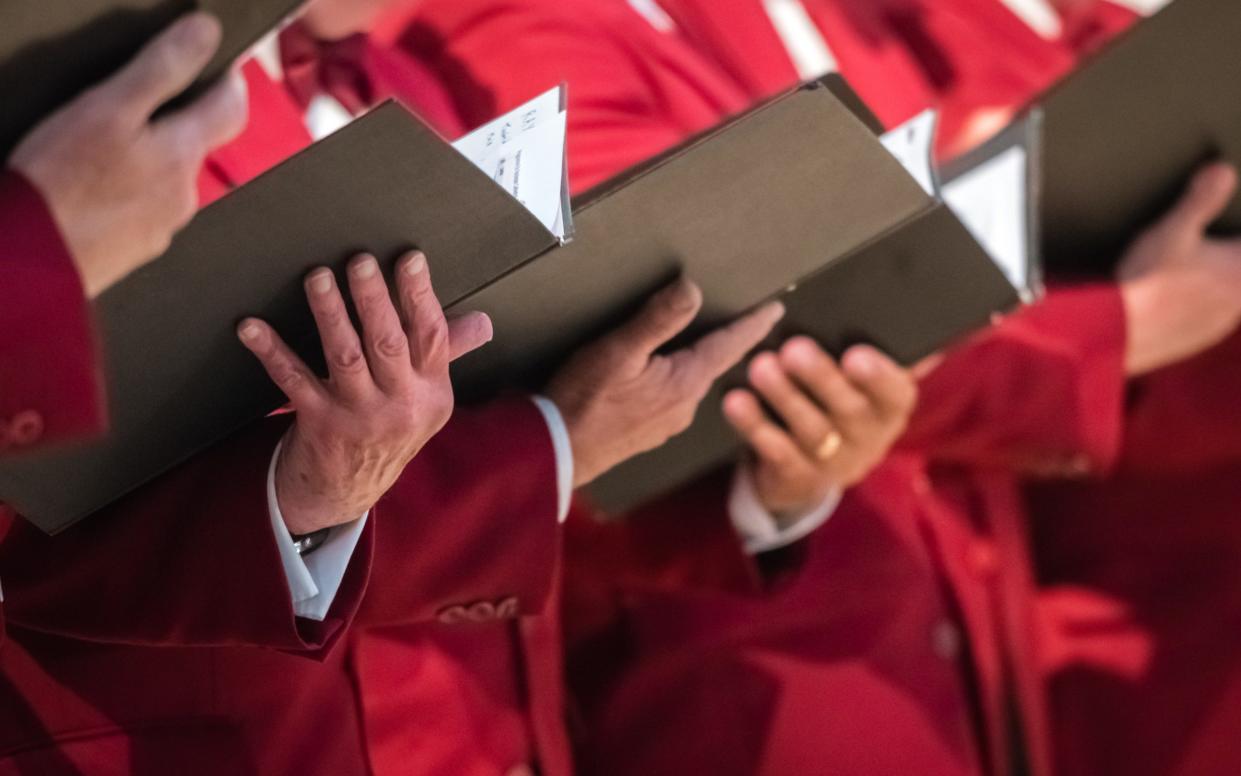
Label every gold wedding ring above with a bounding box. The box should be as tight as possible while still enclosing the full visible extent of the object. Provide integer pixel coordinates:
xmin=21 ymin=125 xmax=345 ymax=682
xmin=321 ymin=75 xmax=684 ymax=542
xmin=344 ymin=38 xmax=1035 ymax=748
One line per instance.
xmin=814 ymin=430 xmax=844 ymax=462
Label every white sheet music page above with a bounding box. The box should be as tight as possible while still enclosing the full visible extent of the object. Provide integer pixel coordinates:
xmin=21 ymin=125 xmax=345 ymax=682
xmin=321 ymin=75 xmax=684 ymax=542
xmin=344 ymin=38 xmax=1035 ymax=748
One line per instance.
xmin=452 ymin=86 xmax=571 ymax=241
xmin=880 ymin=110 xmax=938 ymax=196
xmin=942 ymin=146 xmax=1030 ymax=297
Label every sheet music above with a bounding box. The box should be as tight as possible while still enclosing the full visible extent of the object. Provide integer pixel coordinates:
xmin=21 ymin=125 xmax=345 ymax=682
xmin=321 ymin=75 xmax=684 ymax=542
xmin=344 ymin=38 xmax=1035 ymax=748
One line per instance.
xmin=453 ymin=86 xmax=571 ymax=240
xmin=942 ymin=146 xmax=1030 ymax=295
xmin=880 ymin=110 xmax=938 ymax=196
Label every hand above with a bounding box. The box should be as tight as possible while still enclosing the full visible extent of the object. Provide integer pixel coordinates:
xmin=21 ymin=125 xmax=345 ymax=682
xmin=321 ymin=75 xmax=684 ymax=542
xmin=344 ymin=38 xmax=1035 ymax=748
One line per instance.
xmin=1118 ymin=162 xmax=1241 ymax=375
xmin=546 ymin=278 xmax=785 ymax=488
xmin=723 ymin=338 xmax=917 ymax=518
xmin=9 ymin=13 xmax=249 ymax=298
xmin=237 ymin=251 xmax=493 ymax=535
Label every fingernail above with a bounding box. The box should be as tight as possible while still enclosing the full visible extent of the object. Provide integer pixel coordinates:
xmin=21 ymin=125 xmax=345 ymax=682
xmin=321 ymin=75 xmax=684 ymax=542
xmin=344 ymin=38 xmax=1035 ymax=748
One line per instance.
xmin=352 ymin=257 xmax=378 ymax=279
xmin=783 ymin=337 xmax=815 ymax=365
xmin=179 ymin=13 xmax=221 ymax=53
xmin=308 ymin=271 xmax=333 ymax=295
xmin=238 ymin=322 xmax=261 ymax=342
xmin=766 ymin=301 xmax=786 ymax=320
xmin=405 ymin=252 xmax=427 ymax=276
xmin=672 ymin=278 xmax=701 ymax=311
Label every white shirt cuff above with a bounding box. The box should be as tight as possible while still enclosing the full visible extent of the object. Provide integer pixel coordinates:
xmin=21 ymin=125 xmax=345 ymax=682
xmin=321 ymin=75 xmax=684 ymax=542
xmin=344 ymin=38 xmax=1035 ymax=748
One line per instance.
xmin=267 ymin=440 xmax=368 ymax=622
xmin=531 ymin=395 xmax=574 ymax=523
xmin=728 ymin=461 xmax=841 ymax=555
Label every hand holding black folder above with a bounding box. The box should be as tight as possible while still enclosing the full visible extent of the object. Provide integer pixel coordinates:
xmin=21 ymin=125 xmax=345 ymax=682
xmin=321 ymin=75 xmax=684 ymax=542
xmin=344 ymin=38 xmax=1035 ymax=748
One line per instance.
xmin=1034 ymin=0 xmax=1241 ymax=274
xmin=545 ymin=278 xmax=783 ymax=490
xmin=8 ymin=13 xmax=249 ymax=299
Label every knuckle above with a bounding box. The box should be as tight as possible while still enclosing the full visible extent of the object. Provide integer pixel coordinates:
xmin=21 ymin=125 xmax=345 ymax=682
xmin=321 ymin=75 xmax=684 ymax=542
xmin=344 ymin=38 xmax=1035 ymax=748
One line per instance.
xmin=322 ymin=305 xmax=347 ymax=324
xmin=355 ymin=288 xmax=387 ymax=315
xmin=373 ymin=332 xmax=408 ymax=360
xmin=419 ymin=321 xmax=450 ymax=363
xmin=274 ymin=367 xmax=305 ymax=393
xmin=330 ymin=347 xmax=366 ymax=373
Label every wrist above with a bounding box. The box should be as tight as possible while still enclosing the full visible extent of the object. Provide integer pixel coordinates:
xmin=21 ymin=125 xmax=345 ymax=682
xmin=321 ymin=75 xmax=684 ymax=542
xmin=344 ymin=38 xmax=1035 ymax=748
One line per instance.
xmin=274 ymin=434 xmax=370 ymax=534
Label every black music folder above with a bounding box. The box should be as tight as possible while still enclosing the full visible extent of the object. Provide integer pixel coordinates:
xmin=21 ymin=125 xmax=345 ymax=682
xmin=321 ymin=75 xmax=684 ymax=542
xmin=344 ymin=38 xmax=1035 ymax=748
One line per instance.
xmin=0 ymin=77 xmax=1026 ymax=531
xmin=1037 ymin=0 xmax=1241 ymax=274
xmin=0 ymin=0 xmax=303 ymax=161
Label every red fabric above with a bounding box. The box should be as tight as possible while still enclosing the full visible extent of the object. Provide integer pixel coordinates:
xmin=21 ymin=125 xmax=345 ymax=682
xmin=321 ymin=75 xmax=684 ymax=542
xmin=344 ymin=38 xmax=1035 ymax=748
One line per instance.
xmin=281 ymin=23 xmax=380 ymax=115
xmin=275 ymin=21 xmax=466 ymax=140
xmin=874 ymin=0 xmax=1139 ymax=155
xmin=903 ymin=283 xmax=1128 ymax=476
xmin=0 ymin=171 xmax=103 ymax=454
xmin=353 ymin=398 xmax=573 ymax=776
xmin=401 ymin=0 xmax=933 ymax=194
xmin=0 ymin=416 xmax=365 ymax=653
xmin=394 ymin=1 xmax=1134 ymax=774
xmin=0 ymin=398 xmax=563 ymax=774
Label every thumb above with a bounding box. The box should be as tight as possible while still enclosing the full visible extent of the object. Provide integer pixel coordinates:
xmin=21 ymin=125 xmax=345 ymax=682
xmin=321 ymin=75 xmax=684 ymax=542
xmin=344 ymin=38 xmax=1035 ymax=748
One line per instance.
xmin=101 ymin=13 xmax=223 ymax=123
xmin=446 ymin=311 xmax=494 ymax=362
xmin=1162 ymin=162 xmax=1238 ymax=236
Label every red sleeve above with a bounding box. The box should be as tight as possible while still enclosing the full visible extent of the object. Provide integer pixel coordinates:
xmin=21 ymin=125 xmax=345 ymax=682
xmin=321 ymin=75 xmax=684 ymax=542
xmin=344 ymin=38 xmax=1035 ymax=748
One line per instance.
xmin=900 ymin=284 xmax=1128 ymax=478
xmin=357 ymin=397 xmax=563 ymax=625
xmin=402 ymin=0 xmax=702 ymax=192
xmin=0 ymin=416 xmax=369 ymax=657
xmin=0 ymin=170 xmax=104 ymax=452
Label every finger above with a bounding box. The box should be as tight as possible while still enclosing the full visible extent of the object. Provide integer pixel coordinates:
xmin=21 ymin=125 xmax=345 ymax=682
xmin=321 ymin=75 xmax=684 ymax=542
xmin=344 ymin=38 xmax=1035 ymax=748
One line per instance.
xmin=237 ymin=318 xmax=326 ymax=411
xmin=100 ymin=13 xmax=223 ymax=122
xmin=154 ymin=66 xmax=249 ymax=158
xmin=1163 ymin=162 xmax=1238 ymax=234
xmin=779 ymin=337 xmax=873 ymax=439
xmin=747 ymin=352 xmax=836 ymax=453
xmin=610 ymin=277 xmax=704 ymax=366
xmin=840 ymin=345 xmax=918 ymax=422
xmin=447 ymin=311 xmax=494 ymax=362
xmin=395 ymin=251 xmax=451 ymax=373
xmin=304 ymin=267 xmax=373 ymax=399
xmin=673 ymin=301 xmax=785 ymax=388
xmin=912 ymin=353 xmax=945 ymax=381
xmin=345 ymin=254 xmax=412 ymax=394
xmin=723 ymin=389 xmax=812 ymax=472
